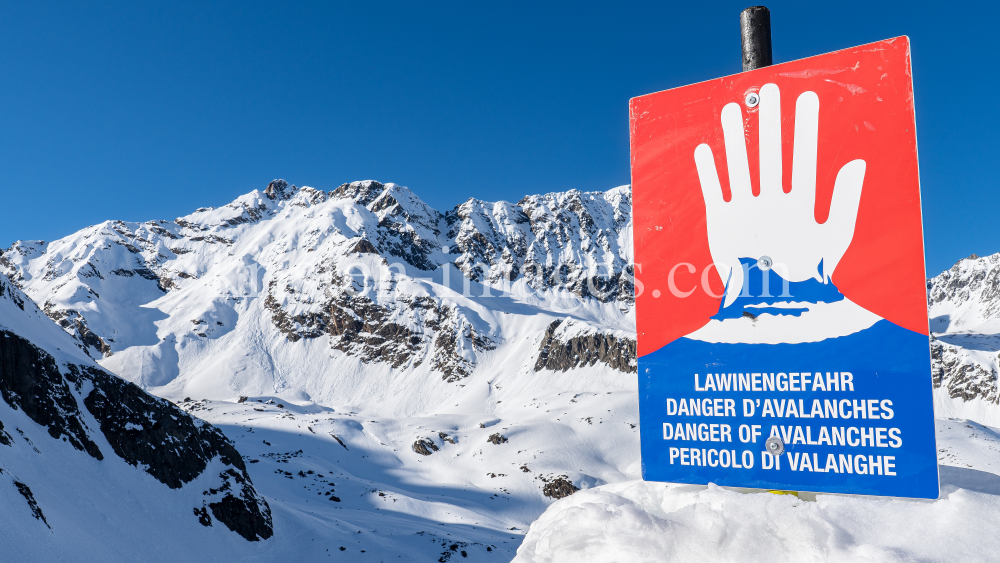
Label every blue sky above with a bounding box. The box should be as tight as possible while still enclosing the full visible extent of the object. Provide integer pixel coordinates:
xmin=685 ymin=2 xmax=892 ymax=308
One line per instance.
xmin=0 ymin=1 xmax=994 ymax=275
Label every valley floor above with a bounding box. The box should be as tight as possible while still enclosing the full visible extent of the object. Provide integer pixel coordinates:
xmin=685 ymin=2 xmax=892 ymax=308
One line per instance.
xmin=172 ymin=379 xmax=640 ymax=562
xmin=174 ymin=392 xmax=1000 ymax=562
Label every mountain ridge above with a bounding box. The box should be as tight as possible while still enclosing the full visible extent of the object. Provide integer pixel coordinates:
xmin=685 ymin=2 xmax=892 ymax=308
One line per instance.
xmin=1 ymin=179 xmax=636 ymax=408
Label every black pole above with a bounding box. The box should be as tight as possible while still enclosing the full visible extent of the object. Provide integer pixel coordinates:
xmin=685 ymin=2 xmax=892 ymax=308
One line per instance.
xmin=740 ymin=6 xmax=772 ymax=71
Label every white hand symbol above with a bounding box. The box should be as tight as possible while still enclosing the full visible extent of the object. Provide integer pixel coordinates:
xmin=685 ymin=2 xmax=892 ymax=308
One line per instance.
xmin=694 ymin=83 xmax=866 ymax=308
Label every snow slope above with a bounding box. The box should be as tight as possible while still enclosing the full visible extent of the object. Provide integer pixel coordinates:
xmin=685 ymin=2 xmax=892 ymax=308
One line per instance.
xmin=0 ymin=269 xmax=274 ymax=560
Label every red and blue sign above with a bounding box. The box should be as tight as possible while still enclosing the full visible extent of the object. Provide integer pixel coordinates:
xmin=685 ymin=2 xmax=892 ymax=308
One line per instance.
xmin=630 ymin=37 xmax=938 ymax=498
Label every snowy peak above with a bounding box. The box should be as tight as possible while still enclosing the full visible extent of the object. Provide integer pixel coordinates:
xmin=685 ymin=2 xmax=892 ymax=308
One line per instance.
xmin=263 ymin=178 xmax=295 ymax=201
xmin=928 ymin=252 xmax=1000 ymax=333
xmin=925 ymin=253 xmax=1000 ymax=416
xmin=329 ymin=179 xmax=389 ymax=207
xmin=176 ymin=188 xmax=274 ymax=232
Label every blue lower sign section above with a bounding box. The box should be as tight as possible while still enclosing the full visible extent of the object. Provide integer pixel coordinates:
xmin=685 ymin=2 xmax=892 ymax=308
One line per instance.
xmin=638 ymin=267 xmax=939 ymax=499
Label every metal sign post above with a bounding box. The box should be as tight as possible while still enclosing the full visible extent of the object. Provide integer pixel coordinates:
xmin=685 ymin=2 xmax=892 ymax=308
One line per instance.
xmin=629 ymin=10 xmax=939 ymax=498
xmin=740 ymin=6 xmax=772 ymax=71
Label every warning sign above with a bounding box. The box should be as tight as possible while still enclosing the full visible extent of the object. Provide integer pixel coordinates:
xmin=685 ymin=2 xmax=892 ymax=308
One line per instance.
xmin=630 ymin=37 xmax=938 ymax=498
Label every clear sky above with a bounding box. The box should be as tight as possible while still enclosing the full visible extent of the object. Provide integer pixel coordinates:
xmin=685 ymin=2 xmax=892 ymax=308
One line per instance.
xmin=0 ymin=1 xmax=994 ymax=275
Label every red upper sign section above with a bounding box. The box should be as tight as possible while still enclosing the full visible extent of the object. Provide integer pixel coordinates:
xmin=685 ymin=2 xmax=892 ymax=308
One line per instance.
xmin=630 ymin=37 xmax=928 ymax=357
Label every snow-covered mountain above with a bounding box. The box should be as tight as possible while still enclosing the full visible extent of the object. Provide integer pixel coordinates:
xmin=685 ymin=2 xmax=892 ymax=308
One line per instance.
xmin=8 ymin=177 xmax=1000 ymax=561
xmin=0 ymin=266 xmax=272 ymax=560
xmin=1 ymin=179 xmax=640 ymax=560
xmin=926 ymin=253 xmax=1000 ymax=424
xmin=1 ymin=179 xmax=635 ymax=403
xmin=928 ymin=253 xmax=1000 ymax=334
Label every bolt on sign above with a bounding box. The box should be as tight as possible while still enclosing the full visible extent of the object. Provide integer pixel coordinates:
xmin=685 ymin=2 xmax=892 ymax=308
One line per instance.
xmin=630 ymin=37 xmax=938 ymax=498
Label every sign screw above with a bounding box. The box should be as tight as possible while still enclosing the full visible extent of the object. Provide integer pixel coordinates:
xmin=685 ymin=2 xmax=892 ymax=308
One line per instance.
xmin=757 ymin=256 xmax=772 ymax=270
xmin=765 ymin=436 xmax=784 ymax=456
xmin=745 ymin=92 xmax=760 ymax=107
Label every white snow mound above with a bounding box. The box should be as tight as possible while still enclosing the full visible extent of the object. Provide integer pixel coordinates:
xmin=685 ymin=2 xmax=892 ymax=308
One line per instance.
xmin=515 ymin=480 xmax=1000 ymax=563
xmin=515 ymin=418 xmax=1000 ymax=563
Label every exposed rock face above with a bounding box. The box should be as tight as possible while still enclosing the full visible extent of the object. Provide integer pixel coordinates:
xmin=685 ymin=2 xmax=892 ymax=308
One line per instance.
xmin=82 ymin=367 xmax=272 ymax=540
xmin=931 ymin=339 xmax=1000 ymax=405
xmin=0 ymin=328 xmax=104 ymax=459
xmin=265 ymin=276 xmax=496 ymax=382
xmin=534 ymin=319 xmax=637 ymax=373
xmin=926 ymin=253 xmax=1000 ymax=406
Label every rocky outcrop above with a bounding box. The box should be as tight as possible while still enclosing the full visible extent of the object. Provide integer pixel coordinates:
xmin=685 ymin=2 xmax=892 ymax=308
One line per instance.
xmin=445 ymin=187 xmax=634 ymax=303
xmin=349 ymin=238 xmax=379 ymax=255
xmin=534 ymin=320 xmax=637 ymax=374
xmin=265 ymin=274 xmax=495 ymax=382
xmin=0 ymin=419 xmax=11 ymax=446
xmin=0 ymin=329 xmax=104 ymax=459
xmin=11 ymin=477 xmax=49 ymax=528
xmin=264 ymin=179 xmax=296 ymax=201
xmin=931 ymin=339 xmax=1000 ymax=405
xmin=412 ymin=438 xmax=439 ymax=456
xmin=538 ymin=475 xmax=579 ymax=499
xmin=41 ymin=304 xmax=113 ymax=359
